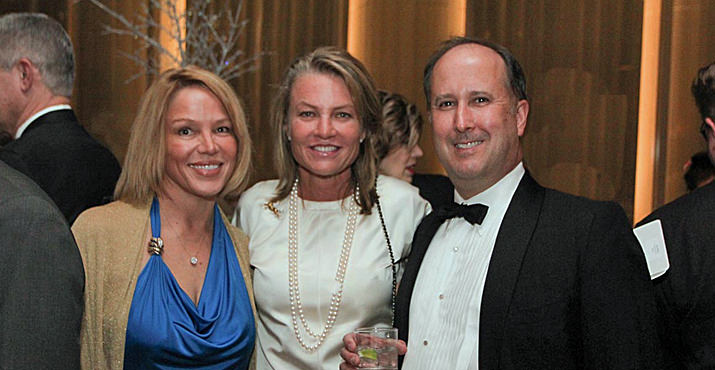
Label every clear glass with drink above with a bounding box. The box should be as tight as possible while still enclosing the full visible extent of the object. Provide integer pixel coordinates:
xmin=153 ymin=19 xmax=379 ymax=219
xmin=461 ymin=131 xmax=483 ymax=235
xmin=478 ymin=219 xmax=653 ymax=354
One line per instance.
xmin=354 ymin=327 xmax=398 ymax=369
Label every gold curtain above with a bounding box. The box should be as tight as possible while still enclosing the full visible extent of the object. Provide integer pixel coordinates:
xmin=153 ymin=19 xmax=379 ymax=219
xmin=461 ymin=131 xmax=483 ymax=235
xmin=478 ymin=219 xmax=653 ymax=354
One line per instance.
xmin=69 ymin=0 xmax=151 ymax=162
xmin=227 ymin=0 xmax=349 ymax=183
xmin=9 ymin=0 xmax=714 ymax=218
xmin=66 ymin=0 xmax=348 ymax=183
xmin=347 ymin=0 xmax=466 ymax=176
xmin=467 ymin=0 xmax=644 ymax=219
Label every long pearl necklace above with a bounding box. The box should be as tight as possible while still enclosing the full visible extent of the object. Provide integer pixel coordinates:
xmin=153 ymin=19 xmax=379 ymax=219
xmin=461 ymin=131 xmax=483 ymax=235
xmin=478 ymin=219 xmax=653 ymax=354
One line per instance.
xmin=288 ymin=178 xmax=359 ymax=352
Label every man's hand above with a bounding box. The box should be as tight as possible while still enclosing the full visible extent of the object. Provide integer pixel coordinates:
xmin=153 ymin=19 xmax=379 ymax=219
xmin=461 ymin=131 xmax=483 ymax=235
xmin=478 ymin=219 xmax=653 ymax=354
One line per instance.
xmin=339 ymin=332 xmax=407 ymax=369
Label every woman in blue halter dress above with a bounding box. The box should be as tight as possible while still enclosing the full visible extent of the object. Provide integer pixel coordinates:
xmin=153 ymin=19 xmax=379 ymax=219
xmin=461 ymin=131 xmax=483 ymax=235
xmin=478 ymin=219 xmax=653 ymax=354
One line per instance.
xmin=72 ymin=66 xmax=256 ymax=369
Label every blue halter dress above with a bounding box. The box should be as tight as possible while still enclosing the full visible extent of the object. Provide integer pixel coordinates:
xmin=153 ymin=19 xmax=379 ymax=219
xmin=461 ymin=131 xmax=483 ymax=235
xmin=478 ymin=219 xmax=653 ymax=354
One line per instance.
xmin=123 ymin=198 xmax=255 ymax=369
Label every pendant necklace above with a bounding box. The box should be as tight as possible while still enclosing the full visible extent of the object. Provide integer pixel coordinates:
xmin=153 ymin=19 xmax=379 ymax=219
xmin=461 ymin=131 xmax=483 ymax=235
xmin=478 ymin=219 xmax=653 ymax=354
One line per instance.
xmin=174 ymin=224 xmax=208 ymax=266
xmin=146 ymin=198 xmax=208 ymax=266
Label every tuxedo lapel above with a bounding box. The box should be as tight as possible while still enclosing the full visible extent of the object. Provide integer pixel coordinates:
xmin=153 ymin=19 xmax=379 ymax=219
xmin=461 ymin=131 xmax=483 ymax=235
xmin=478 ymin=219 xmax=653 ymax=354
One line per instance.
xmin=478 ymin=172 xmax=544 ymax=369
xmin=395 ymin=211 xmax=444 ymax=343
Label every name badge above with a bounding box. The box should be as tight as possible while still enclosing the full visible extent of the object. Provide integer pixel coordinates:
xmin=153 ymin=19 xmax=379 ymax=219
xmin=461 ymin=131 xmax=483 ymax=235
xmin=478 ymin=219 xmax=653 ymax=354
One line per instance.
xmin=633 ymin=219 xmax=670 ymax=280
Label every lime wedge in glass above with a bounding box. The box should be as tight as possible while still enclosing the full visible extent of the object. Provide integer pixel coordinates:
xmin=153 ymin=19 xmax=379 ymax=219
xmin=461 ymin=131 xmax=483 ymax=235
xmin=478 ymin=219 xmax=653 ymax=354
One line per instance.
xmin=358 ymin=348 xmax=378 ymax=361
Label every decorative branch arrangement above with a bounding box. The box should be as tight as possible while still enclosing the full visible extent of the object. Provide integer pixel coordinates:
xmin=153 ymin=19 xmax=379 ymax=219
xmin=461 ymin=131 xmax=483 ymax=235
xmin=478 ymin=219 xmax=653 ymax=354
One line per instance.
xmin=77 ymin=0 xmax=265 ymax=83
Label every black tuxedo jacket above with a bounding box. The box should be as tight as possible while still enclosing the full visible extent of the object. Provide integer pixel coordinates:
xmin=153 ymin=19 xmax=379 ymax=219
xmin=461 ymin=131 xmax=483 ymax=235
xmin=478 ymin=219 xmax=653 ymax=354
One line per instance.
xmin=396 ymin=172 xmax=662 ymax=369
xmin=411 ymin=173 xmax=454 ymax=209
xmin=0 ymin=160 xmax=84 ymax=369
xmin=0 ymin=110 xmax=120 ymax=224
xmin=637 ymin=181 xmax=715 ymax=369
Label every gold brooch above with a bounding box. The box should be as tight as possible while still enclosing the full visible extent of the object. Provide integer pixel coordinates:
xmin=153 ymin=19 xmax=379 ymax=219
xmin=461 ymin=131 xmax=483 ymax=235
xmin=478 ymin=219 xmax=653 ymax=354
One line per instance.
xmin=264 ymin=201 xmax=280 ymax=217
xmin=148 ymin=237 xmax=164 ymax=255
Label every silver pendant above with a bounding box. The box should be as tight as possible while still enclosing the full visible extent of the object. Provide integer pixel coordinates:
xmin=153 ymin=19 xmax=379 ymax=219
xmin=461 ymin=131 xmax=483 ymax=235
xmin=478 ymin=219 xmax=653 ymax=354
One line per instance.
xmin=190 ymin=256 xmax=198 ymax=265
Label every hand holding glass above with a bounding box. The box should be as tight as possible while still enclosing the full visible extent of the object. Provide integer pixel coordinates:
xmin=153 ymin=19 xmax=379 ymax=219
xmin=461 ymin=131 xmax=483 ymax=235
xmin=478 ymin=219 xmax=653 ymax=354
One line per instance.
xmin=354 ymin=327 xmax=398 ymax=369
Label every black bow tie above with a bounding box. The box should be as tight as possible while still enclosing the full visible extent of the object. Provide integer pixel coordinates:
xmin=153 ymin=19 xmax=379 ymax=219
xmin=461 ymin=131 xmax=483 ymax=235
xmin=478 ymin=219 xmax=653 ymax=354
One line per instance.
xmin=435 ymin=202 xmax=489 ymax=225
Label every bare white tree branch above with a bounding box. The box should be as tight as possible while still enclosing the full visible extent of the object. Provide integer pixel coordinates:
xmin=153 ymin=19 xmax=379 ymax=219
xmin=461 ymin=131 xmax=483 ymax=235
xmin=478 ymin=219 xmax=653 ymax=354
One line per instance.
xmin=75 ymin=0 xmax=265 ymax=83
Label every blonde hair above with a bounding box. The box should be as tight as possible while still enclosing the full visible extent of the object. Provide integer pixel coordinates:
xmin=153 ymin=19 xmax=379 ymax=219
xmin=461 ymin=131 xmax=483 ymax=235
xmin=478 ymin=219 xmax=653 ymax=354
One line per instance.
xmin=270 ymin=47 xmax=379 ymax=214
xmin=375 ymin=90 xmax=423 ymax=160
xmin=114 ymin=66 xmax=252 ymax=204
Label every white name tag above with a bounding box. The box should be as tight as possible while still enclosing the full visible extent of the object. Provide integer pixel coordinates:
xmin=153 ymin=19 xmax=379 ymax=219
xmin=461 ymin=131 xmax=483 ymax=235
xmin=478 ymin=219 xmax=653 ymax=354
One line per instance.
xmin=633 ymin=219 xmax=670 ymax=280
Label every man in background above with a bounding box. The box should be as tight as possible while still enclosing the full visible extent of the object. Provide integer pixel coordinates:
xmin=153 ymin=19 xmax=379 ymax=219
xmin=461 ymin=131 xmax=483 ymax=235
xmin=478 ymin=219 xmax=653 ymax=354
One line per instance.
xmin=0 ymin=160 xmax=84 ymax=369
xmin=637 ymin=60 xmax=715 ymax=368
xmin=683 ymin=151 xmax=715 ymax=191
xmin=0 ymin=12 xmax=120 ymax=224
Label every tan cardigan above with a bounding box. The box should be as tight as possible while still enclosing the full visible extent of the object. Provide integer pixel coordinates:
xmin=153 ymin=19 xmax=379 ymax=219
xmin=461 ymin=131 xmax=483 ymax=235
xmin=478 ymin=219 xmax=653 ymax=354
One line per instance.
xmin=72 ymin=200 xmax=256 ymax=370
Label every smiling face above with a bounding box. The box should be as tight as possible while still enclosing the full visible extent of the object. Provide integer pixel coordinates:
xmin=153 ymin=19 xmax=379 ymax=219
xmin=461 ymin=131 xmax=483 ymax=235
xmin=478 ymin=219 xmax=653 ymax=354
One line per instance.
xmin=379 ymin=143 xmax=423 ymax=182
xmin=429 ymin=43 xmax=528 ymax=198
xmin=161 ymin=85 xmax=238 ymax=201
xmin=287 ymin=72 xmax=363 ymax=187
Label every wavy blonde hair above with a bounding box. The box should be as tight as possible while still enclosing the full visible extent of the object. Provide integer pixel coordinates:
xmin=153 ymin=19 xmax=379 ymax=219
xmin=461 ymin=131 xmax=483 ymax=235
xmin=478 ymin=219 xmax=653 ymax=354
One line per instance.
xmin=270 ymin=47 xmax=380 ymax=214
xmin=114 ymin=66 xmax=252 ymax=205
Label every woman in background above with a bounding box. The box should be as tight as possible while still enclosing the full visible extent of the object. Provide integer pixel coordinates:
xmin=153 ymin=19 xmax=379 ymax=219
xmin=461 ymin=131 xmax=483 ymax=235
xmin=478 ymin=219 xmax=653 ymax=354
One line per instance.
xmin=375 ymin=90 xmax=453 ymax=208
xmin=235 ymin=47 xmax=429 ymax=369
xmin=375 ymin=90 xmax=424 ymax=183
xmin=73 ymin=66 xmax=255 ymax=369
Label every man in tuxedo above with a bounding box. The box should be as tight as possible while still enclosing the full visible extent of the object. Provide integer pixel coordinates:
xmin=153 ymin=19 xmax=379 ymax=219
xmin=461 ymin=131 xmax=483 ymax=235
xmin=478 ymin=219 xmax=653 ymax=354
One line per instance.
xmin=0 ymin=160 xmax=84 ymax=369
xmin=636 ymin=61 xmax=715 ymax=368
xmin=0 ymin=13 xmax=120 ymax=224
xmin=342 ymin=37 xmax=661 ymax=369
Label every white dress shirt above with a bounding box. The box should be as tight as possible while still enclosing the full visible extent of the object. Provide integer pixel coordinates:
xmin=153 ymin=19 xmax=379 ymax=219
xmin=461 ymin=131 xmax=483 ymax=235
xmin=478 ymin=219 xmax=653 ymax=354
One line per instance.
xmin=14 ymin=104 xmax=72 ymax=139
xmin=402 ymin=163 xmax=525 ymax=370
xmin=236 ymin=176 xmax=430 ymax=370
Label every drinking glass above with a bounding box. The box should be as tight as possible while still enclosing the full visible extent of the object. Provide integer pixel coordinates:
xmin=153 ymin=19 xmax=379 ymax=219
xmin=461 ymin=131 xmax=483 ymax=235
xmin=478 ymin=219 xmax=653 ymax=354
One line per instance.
xmin=354 ymin=327 xmax=398 ymax=370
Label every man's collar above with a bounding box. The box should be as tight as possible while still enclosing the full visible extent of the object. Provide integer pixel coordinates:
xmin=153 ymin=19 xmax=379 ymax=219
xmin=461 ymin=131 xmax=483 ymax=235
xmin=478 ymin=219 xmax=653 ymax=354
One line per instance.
xmin=455 ymin=162 xmax=525 ymax=208
xmin=15 ymin=104 xmax=72 ymax=139
xmin=443 ymin=163 xmax=525 ymax=233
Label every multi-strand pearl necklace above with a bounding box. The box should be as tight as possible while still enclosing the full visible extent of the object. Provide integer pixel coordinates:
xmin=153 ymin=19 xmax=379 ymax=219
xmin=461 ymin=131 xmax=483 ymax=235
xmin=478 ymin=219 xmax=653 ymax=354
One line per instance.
xmin=288 ymin=178 xmax=359 ymax=352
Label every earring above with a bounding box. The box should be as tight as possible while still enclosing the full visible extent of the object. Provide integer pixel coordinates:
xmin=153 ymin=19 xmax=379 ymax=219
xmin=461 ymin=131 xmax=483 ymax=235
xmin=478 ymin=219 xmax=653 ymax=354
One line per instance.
xmin=287 ymin=135 xmax=292 ymax=141
xmin=360 ymin=138 xmax=364 ymax=143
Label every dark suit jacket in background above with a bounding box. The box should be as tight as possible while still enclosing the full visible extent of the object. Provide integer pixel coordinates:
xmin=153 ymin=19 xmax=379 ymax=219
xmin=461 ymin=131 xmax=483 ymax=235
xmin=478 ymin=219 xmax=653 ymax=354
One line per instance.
xmin=396 ymin=172 xmax=662 ymax=369
xmin=637 ymin=181 xmax=715 ymax=369
xmin=0 ymin=110 xmax=121 ymax=224
xmin=411 ymin=173 xmax=453 ymax=208
xmin=0 ymin=160 xmax=84 ymax=370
